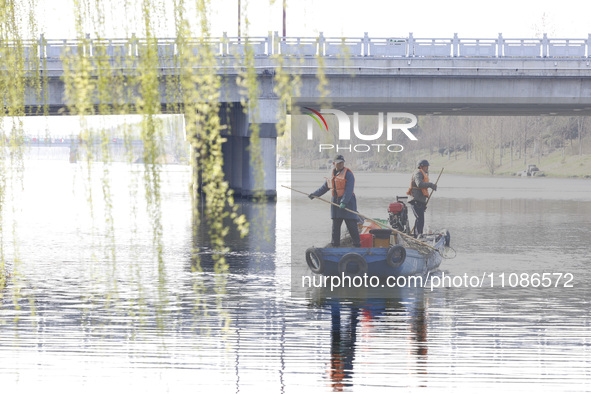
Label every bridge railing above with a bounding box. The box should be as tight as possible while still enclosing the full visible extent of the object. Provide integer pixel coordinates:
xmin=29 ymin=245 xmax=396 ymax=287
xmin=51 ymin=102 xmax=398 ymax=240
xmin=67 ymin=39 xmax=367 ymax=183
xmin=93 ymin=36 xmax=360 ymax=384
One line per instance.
xmin=412 ymin=36 xmax=454 ymax=57
xmin=547 ymin=37 xmax=587 ymax=57
xmin=274 ymin=33 xmax=319 ymax=56
xmin=90 ymin=38 xmax=133 ymax=58
xmin=323 ymin=35 xmax=365 ymax=57
xmin=365 ymin=35 xmax=408 ymax=57
xmin=457 ymin=37 xmax=498 ymax=57
xmin=225 ymin=33 xmax=272 ymax=56
xmin=5 ymin=39 xmax=40 ymax=67
xmin=500 ymin=37 xmax=542 ymax=57
xmin=21 ymin=33 xmax=591 ymax=65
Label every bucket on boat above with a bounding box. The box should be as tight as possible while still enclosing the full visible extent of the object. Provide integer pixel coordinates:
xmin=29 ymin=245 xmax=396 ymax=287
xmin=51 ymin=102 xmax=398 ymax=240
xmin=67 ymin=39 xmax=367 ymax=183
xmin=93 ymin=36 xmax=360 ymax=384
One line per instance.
xmin=359 ymin=233 xmax=373 ymax=248
xmin=359 ymin=219 xmax=382 ymax=235
xmin=369 ymin=229 xmax=393 ymax=248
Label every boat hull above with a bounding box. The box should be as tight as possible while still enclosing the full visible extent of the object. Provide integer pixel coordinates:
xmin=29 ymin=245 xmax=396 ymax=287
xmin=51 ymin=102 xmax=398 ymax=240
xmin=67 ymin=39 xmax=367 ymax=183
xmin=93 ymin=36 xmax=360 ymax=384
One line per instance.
xmin=306 ymin=236 xmax=446 ymax=279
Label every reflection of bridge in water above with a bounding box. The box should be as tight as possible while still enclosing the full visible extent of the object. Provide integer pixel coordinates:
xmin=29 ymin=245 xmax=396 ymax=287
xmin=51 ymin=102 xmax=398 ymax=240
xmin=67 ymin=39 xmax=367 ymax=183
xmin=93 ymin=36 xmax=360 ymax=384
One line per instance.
xmin=22 ymin=135 xmax=161 ymax=163
xmin=15 ymin=33 xmax=591 ymax=196
xmin=22 ymin=136 xmax=144 ymax=146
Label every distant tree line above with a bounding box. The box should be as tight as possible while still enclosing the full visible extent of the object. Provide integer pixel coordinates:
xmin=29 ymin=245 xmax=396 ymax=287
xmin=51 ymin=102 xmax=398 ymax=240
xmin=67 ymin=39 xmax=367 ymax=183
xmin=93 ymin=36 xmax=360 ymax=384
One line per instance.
xmin=283 ymin=115 xmax=589 ymax=174
xmin=413 ymin=116 xmax=589 ymax=174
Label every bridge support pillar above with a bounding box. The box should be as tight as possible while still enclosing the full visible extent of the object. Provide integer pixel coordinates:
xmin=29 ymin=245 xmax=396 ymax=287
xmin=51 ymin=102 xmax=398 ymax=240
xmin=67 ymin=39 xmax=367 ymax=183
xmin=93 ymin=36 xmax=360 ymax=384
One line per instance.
xmin=222 ymin=135 xmax=244 ymax=196
xmin=220 ymin=100 xmax=279 ymax=199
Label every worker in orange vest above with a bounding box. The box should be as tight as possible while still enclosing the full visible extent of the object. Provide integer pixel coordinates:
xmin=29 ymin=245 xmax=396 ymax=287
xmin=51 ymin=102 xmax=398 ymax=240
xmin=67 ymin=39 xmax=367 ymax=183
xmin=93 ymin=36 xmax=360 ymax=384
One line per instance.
xmin=407 ymin=159 xmax=438 ymax=237
xmin=309 ymin=155 xmax=361 ymax=247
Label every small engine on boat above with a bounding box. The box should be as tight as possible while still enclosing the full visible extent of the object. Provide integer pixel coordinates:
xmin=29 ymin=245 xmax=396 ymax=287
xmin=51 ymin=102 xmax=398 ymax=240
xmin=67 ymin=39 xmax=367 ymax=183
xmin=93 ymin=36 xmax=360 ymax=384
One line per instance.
xmin=388 ymin=196 xmax=411 ymax=234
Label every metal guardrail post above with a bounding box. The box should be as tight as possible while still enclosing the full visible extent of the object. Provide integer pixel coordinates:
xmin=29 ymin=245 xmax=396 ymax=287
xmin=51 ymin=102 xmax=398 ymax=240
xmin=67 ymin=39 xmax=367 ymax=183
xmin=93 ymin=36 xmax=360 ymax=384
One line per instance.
xmin=588 ymin=34 xmax=591 ymax=58
xmin=85 ymin=33 xmax=91 ymax=57
xmin=273 ymin=31 xmax=279 ymax=55
xmin=131 ymin=33 xmax=137 ymax=57
xmin=497 ymin=33 xmax=503 ymax=57
xmin=453 ymin=33 xmax=459 ymax=57
xmin=318 ymin=32 xmax=325 ymax=56
xmin=222 ymin=32 xmax=228 ymax=56
xmin=363 ymin=32 xmax=369 ymax=56
xmin=408 ymin=32 xmax=414 ymax=57
xmin=267 ymin=31 xmax=273 ymax=56
xmin=39 ymin=33 xmax=46 ymax=58
xmin=542 ymin=33 xmax=548 ymax=57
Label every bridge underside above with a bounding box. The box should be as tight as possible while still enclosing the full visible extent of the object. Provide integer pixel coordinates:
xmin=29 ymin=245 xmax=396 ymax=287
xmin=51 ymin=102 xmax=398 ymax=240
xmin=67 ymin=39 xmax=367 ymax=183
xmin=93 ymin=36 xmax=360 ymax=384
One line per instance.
xmin=25 ymin=101 xmax=591 ymax=117
xmin=293 ymin=72 xmax=591 ymax=117
xmin=293 ymin=100 xmax=591 ymax=116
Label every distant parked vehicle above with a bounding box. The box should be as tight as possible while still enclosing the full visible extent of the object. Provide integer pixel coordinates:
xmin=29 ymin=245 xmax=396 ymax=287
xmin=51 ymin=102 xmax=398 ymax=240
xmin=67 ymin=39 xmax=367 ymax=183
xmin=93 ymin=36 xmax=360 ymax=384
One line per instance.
xmin=518 ymin=164 xmax=545 ymax=177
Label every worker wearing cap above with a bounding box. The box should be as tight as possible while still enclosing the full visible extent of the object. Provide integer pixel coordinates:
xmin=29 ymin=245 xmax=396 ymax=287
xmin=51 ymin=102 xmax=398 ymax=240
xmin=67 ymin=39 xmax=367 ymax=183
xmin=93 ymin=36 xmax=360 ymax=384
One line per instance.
xmin=407 ymin=159 xmax=438 ymax=237
xmin=309 ymin=155 xmax=361 ymax=247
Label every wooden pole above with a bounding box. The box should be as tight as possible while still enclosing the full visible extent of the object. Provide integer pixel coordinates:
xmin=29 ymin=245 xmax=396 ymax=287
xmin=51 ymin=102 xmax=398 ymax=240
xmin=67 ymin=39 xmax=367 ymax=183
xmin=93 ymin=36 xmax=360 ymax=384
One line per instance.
xmin=282 ymin=0 xmax=286 ymax=37
xmin=425 ymin=167 xmax=444 ymax=206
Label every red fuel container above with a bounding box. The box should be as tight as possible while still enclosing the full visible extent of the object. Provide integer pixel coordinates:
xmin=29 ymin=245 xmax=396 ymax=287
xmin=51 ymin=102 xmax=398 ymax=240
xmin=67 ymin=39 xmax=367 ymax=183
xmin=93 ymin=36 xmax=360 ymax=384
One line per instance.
xmin=388 ymin=202 xmax=404 ymax=214
xmin=360 ymin=233 xmax=373 ymax=248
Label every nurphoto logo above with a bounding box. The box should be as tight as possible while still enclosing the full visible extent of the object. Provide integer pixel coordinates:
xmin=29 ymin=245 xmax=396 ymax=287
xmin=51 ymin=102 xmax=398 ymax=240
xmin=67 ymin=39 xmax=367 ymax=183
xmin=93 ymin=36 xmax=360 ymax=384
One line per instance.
xmin=304 ymin=108 xmax=418 ymax=153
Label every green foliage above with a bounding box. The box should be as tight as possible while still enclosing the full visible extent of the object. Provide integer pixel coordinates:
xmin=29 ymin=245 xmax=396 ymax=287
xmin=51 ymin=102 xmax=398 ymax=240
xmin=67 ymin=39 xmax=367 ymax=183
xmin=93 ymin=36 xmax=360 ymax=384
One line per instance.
xmin=0 ymin=2 xmax=333 ymax=329
xmin=0 ymin=0 xmax=35 ymax=304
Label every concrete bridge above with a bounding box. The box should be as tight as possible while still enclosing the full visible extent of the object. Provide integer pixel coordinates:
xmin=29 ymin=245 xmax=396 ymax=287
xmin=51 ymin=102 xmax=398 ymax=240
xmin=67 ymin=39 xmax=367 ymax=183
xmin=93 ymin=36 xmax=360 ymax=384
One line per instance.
xmin=16 ymin=32 xmax=591 ymax=197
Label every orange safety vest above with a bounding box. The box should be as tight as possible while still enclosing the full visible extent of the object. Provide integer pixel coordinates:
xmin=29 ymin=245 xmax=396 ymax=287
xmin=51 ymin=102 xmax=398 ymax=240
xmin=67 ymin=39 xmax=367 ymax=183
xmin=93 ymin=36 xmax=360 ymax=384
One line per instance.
xmin=327 ymin=168 xmax=351 ymax=198
xmin=407 ymin=169 xmax=430 ymax=197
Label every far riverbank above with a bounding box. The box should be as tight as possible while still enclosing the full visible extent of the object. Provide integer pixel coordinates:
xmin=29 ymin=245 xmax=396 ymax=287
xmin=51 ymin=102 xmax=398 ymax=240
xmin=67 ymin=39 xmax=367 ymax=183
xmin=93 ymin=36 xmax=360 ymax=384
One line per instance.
xmin=417 ymin=149 xmax=591 ymax=178
xmin=284 ymin=150 xmax=591 ymax=179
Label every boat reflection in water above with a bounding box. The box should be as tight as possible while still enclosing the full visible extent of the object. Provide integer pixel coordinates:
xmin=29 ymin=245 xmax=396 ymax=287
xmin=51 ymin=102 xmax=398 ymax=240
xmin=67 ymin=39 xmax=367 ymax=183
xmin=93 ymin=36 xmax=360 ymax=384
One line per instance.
xmin=327 ymin=301 xmax=357 ymax=391
xmin=312 ymin=289 xmax=430 ymax=391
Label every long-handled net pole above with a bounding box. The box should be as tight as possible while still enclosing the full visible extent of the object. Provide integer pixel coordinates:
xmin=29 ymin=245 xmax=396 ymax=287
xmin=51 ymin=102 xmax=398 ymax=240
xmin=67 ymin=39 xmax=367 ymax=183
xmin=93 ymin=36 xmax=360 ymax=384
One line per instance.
xmin=411 ymin=167 xmax=444 ymax=234
xmin=281 ymin=185 xmax=437 ymax=252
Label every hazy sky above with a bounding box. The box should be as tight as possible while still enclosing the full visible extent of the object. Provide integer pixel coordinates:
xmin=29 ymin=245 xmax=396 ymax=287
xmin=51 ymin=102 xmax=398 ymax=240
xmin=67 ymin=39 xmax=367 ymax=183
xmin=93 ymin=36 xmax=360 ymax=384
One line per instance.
xmin=209 ymin=0 xmax=591 ymax=38
xmin=35 ymin=0 xmax=591 ymax=39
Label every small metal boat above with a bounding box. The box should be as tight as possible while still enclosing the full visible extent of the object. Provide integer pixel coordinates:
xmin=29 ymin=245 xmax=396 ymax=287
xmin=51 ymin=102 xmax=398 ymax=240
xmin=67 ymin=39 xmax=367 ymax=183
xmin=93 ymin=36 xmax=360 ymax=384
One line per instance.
xmin=305 ymin=230 xmax=449 ymax=278
xmin=305 ymin=197 xmax=450 ymax=279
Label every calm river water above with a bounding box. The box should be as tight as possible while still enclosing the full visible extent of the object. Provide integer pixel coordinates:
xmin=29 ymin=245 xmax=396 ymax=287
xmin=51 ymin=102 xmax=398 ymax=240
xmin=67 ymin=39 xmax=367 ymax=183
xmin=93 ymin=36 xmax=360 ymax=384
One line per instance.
xmin=1 ymin=160 xmax=591 ymax=393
